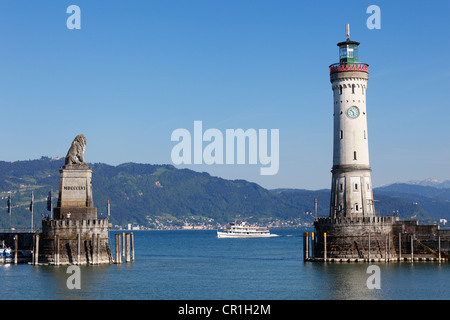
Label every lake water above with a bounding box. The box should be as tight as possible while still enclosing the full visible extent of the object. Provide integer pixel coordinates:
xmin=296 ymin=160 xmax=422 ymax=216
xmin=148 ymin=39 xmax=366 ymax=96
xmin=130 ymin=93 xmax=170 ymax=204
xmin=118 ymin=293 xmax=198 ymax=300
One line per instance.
xmin=1 ymin=229 xmax=449 ymax=300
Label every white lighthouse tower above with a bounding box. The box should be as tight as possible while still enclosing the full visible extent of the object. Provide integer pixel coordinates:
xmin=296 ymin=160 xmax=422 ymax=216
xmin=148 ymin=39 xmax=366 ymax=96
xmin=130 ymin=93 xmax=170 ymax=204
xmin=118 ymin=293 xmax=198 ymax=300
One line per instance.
xmin=329 ymin=25 xmax=375 ymax=219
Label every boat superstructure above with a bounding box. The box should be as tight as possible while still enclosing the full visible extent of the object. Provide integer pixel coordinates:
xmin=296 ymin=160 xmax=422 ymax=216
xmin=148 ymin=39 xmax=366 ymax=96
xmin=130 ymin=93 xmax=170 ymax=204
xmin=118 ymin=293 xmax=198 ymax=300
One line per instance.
xmin=217 ymin=221 xmax=276 ymax=238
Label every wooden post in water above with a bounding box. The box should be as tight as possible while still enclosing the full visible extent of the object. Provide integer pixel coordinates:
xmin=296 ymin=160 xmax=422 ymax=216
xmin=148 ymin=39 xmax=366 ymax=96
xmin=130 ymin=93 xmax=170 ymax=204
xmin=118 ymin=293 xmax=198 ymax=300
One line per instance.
xmin=323 ymin=232 xmax=327 ymax=261
xmin=114 ymin=234 xmax=118 ymax=263
xmin=125 ymin=233 xmax=131 ymax=263
xmin=410 ymin=234 xmax=414 ymax=261
xmin=122 ymin=232 xmax=125 ymax=259
xmin=116 ymin=233 xmax=122 ymax=264
xmin=34 ymin=234 xmax=39 ymax=265
xmin=438 ymin=235 xmax=441 ymax=263
xmin=14 ymin=234 xmax=18 ymax=264
xmin=131 ymin=232 xmax=135 ymax=261
xmin=114 ymin=234 xmax=120 ymax=264
xmin=302 ymin=232 xmax=307 ymax=261
xmin=32 ymin=234 xmax=36 ymax=265
xmin=305 ymin=232 xmax=309 ymax=260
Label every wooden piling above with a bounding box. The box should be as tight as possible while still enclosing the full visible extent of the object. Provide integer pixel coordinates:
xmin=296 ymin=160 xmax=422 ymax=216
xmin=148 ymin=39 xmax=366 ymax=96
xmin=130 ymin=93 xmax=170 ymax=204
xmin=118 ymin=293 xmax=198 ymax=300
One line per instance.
xmin=34 ymin=234 xmax=39 ymax=265
xmin=410 ymin=235 xmax=414 ymax=261
xmin=14 ymin=234 xmax=18 ymax=264
xmin=122 ymin=232 xmax=125 ymax=259
xmin=302 ymin=232 xmax=307 ymax=261
xmin=115 ymin=233 xmax=122 ymax=264
xmin=32 ymin=234 xmax=36 ymax=265
xmin=438 ymin=235 xmax=441 ymax=263
xmin=115 ymin=234 xmax=120 ymax=263
xmin=305 ymin=232 xmax=309 ymax=260
xmin=125 ymin=233 xmax=131 ymax=263
xmin=131 ymin=232 xmax=135 ymax=261
xmin=114 ymin=234 xmax=117 ymax=263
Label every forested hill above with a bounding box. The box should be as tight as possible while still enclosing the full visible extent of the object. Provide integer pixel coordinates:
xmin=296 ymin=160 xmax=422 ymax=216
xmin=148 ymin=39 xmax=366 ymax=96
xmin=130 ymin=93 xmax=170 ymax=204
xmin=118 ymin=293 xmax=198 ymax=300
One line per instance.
xmin=0 ymin=157 xmax=442 ymax=229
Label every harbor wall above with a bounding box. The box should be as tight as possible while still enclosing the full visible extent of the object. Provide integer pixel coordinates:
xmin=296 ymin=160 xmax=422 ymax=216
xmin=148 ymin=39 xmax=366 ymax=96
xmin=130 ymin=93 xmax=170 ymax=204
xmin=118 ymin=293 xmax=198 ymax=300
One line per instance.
xmin=309 ymin=217 xmax=450 ymax=262
xmin=37 ymin=219 xmax=113 ymax=265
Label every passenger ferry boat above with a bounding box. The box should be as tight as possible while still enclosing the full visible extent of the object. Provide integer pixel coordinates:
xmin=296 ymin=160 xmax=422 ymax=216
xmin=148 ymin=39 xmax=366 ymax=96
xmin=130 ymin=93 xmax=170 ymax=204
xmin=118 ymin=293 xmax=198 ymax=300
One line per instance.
xmin=217 ymin=221 xmax=276 ymax=238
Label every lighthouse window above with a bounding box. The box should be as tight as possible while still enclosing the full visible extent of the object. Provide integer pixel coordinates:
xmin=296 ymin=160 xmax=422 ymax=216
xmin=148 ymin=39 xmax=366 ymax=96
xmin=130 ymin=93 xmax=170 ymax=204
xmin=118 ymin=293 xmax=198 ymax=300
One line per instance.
xmin=355 ymin=184 xmax=358 ymax=190
xmin=354 ymin=151 xmax=357 ymax=160
xmin=347 ymin=47 xmax=354 ymax=58
xmin=339 ymin=183 xmax=343 ymax=192
xmin=340 ymin=130 xmax=343 ymax=139
xmin=339 ymin=86 xmax=342 ymax=95
xmin=355 ymin=204 xmax=359 ymax=211
xmin=352 ymin=84 xmax=355 ymax=94
xmin=362 ymin=87 xmax=365 ymax=95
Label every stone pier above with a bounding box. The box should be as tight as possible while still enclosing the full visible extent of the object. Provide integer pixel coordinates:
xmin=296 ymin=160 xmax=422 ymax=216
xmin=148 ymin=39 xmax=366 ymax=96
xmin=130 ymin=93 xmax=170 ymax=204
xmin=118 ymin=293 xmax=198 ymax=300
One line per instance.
xmin=36 ymin=134 xmax=114 ymax=265
xmin=305 ymin=217 xmax=450 ymax=262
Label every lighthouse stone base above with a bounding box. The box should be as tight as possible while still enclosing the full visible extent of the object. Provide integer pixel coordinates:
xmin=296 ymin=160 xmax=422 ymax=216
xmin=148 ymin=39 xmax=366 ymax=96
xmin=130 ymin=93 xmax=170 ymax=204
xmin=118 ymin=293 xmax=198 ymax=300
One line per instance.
xmin=312 ymin=216 xmax=399 ymax=261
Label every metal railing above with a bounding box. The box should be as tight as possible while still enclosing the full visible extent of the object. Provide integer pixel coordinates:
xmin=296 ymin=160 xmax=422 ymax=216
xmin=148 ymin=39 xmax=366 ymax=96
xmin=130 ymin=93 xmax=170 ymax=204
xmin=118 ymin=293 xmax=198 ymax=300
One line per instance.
xmin=0 ymin=228 xmax=39 ymax=233
xmin=329 ymin=62 xmax=369 ymax=74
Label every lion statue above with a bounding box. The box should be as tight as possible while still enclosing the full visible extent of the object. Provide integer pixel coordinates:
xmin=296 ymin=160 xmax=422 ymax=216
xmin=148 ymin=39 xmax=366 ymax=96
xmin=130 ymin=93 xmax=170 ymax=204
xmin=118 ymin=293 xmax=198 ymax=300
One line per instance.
xmin=65 ymin=134 xmax=87 ymax=166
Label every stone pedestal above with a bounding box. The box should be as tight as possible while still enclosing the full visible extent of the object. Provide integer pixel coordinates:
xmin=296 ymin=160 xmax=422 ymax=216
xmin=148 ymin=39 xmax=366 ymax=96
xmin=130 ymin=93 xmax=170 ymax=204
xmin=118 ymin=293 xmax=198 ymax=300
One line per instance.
xmin=53 ymin=165 xmax=97 ymax=220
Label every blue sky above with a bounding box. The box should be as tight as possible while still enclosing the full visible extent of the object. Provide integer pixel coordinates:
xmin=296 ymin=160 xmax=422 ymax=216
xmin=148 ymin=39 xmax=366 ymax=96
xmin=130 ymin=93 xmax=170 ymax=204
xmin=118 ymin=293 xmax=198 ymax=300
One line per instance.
xmin=0 ymin=0 xmax=449 ymax=190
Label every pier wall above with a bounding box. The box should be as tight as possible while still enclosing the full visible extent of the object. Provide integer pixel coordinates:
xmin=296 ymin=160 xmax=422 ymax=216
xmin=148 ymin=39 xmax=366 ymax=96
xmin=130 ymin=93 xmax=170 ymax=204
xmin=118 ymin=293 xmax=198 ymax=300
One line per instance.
xmin=37 ymin=219 xmax=113 ymax=265
xmin=309 ymin=218 xmax=450 ymax=262
xmin=312 ymin=217 xmax=398 ymax=260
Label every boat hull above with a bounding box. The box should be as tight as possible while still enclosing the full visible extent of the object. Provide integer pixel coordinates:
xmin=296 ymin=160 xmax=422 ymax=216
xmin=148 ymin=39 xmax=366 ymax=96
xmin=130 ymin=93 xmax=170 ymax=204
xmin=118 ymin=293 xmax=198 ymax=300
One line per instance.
xmin=217 ymin=231 xmax=277 ymax=238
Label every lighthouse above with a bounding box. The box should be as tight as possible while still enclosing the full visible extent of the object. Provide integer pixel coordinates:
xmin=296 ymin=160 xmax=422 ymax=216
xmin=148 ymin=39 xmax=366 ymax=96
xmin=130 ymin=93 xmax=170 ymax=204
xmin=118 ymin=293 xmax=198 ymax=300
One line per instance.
xmin=329 ymin=24 xmax=374 ymax=219
xmin=307 ymin=26 xmax=442 ymax=263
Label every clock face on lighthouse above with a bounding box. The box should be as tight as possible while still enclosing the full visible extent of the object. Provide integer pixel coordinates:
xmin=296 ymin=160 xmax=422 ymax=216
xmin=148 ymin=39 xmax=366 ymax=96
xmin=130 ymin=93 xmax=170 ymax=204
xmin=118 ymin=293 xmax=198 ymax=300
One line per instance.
xmin=347 ymin=106 xmax=360 ymax=118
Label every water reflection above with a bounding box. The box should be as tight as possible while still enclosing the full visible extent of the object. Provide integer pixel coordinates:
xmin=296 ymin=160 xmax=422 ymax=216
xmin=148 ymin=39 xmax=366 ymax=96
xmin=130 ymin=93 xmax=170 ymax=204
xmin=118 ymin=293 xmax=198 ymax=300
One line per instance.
xmin=305 ymin=261 xmax=450 ymax=300
xmin=29 ymin=264 xmax=120 ymax=300
xmin=2 ymin=230 xmax=449 ymax=300
xmin=307 ymin=263 xmax=382 ymax=299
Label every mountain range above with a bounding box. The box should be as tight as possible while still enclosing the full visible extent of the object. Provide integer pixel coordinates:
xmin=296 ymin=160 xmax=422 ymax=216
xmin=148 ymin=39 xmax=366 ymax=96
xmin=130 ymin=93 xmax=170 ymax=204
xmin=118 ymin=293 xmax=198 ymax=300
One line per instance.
xmin=0 ymin=157 xmax=448 ymax=229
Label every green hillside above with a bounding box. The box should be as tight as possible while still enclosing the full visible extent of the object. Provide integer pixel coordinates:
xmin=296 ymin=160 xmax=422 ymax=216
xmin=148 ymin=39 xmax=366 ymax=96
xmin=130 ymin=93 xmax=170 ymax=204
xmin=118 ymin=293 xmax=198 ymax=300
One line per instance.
xmin=0 ymin=158 xmax=441 ymax=229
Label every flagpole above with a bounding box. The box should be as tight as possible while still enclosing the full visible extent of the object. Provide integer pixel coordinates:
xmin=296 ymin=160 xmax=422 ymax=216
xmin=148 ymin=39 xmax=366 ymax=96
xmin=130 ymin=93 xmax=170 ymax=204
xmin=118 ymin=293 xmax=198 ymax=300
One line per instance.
xmin=8 ymin=193 xmax=12 ymax=230
xmin=51 ymin=188 xmax=53 ymax=219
